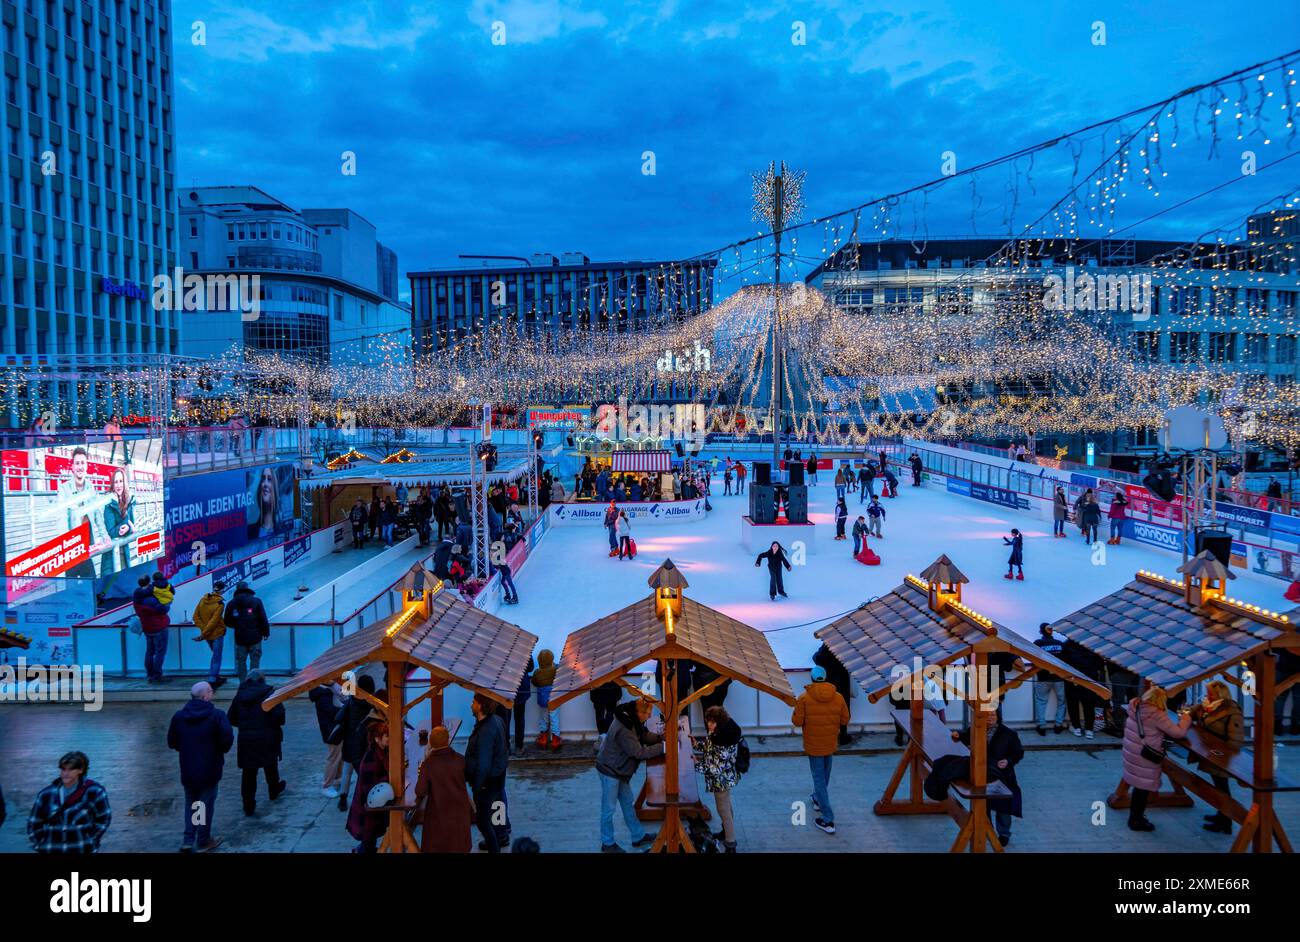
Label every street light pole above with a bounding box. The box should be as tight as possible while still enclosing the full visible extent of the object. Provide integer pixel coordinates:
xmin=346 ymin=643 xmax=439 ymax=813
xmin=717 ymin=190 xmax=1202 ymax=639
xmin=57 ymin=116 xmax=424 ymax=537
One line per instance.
xmin=771 ymin=170 xmax=784 ymax=471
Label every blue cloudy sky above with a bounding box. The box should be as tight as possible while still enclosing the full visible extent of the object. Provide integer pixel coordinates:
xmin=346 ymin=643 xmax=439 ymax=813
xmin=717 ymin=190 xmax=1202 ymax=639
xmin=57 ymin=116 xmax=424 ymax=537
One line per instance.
xmin=173 ymin=1 xmax=1300 ymax=296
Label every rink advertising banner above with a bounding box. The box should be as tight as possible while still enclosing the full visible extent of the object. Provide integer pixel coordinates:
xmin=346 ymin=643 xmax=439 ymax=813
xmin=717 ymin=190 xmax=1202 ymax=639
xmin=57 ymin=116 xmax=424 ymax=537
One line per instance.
xmin=164 ymin=468 xmax=251 ymax=572
xmin=526 ymin=407 xmax=590 ymax=430
xmin=1123 ymin=483 xmax=1183 ymax=524
xmin=283 ymin=533 xmax=311 ymax=569
xmin=1213 ymin=503 xmax=1271 ymax=532
xmin=1126 ymin=519 xmax=1185 ymax=553
xmin=2 ymin=438 xmax=165 ymax=602
xmin=164 ymin=461 xmax=296 ymax=575
xmin=549 ymin=499 xmax=707 ymax=525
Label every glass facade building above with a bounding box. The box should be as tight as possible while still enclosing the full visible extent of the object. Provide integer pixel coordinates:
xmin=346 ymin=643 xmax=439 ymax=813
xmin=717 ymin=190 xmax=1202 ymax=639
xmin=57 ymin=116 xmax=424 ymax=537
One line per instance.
xmin=1 ymin=0 xmax=177 ymax=427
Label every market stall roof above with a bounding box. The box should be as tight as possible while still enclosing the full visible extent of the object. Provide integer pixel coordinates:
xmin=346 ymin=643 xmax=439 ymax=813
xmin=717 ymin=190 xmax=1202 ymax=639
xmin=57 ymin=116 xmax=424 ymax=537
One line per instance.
xmin=611 ymin=449 xmax=673 ymax=473
xmin=262 ymin=587 xmax=538 ymax=709
xmin=1048 ymin=559 xmax=1296 ymax=694
xmin=815 ymin=557 xmax=1111 ymax=701
xmin=300 ymin=454 xmax=532 ymax=490
xmin=548 ymin=558 xmax=795 ymax=707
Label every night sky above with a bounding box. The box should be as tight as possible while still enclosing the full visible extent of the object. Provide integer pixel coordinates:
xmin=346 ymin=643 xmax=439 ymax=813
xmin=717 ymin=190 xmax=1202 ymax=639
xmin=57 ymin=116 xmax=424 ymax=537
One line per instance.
xmin=173 ymin=1 xmax=1300 ymax=298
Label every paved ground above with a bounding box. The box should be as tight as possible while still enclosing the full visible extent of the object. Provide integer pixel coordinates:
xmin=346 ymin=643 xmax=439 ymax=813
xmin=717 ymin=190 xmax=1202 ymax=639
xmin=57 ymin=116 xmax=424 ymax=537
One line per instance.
xmin=3 ymin=700 xmax=1297 ymax=853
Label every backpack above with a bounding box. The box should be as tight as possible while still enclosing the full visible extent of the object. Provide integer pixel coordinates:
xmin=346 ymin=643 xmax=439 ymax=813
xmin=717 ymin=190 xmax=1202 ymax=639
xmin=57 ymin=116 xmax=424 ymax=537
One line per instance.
xmin=735 ymin=736 xmax=751 ymax=775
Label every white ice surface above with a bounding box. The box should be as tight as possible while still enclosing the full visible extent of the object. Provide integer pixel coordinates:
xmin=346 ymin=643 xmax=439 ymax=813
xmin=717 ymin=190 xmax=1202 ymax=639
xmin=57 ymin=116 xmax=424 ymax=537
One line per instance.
xmin=507 ymin=482 xmax=1293 ymax=666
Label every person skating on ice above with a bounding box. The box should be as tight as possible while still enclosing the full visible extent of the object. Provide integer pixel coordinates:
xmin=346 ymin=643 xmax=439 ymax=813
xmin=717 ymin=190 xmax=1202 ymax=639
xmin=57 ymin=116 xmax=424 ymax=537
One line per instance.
xmin=866 ymin=496 xmax=886 ymax=538
xmin=755 ymin=541 xmax=792 ymax=600
xmin=1003 ymin=528 xmax=1024 ymax=580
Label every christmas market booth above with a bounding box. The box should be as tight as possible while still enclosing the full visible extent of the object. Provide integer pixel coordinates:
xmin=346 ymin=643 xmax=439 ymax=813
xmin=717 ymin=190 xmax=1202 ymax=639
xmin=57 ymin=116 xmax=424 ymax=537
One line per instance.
xmin=1049 ymin=551 xmax=1300 ymax=853
xmin=815 ymin=554 xmax=1111 ymax=853
xmin=547 ymin=559 xmax=795 ymax=852
xmin=262 ymin=563 xmax=537 ymax=853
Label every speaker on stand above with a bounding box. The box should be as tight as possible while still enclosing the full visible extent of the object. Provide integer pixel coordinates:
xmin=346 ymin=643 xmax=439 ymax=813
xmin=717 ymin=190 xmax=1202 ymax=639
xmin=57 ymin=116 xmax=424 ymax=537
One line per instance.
xmin=749 ymin=484 xmax=776 ymax=524
xmin=1194 ymin=529 xmax=1232 ymax=567
xmin=754 ymin=462 xmax=772 ymax=486
xmin=786 ymin=485 xmax=809 ymax=524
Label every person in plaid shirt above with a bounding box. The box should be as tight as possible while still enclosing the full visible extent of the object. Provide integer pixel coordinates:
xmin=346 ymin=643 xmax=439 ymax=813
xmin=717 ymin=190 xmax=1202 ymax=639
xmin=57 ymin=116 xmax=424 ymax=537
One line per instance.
xmin=26 ymin=751 xmax=111 ymax=854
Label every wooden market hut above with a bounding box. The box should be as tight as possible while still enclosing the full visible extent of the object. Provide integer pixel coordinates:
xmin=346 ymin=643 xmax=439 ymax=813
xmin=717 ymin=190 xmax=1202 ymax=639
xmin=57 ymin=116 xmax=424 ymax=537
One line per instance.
xmin=815 ymin=554 xmax=1111 ymax=853
xmin=1048 ymin=551 xmax=1299 ymax=853
xmin=261 ymin=563 xmax=537 ymax=853
xmin=547 ymin=558 xmax=796 ymax=852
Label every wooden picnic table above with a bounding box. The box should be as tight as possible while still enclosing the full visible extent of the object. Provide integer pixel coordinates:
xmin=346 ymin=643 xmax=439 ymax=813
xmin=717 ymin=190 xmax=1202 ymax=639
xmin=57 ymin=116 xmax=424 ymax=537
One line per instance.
xmin=877 ymin=706 xmax=1011 ymax=853
xmin=1109 ymin=715 xmax=1297 ymax=853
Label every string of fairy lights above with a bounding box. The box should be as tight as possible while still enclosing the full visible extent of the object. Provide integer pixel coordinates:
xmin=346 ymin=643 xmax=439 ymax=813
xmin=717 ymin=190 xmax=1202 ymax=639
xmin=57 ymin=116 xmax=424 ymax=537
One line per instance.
xmin=3 ymin=50 xmax=1300 ymax=449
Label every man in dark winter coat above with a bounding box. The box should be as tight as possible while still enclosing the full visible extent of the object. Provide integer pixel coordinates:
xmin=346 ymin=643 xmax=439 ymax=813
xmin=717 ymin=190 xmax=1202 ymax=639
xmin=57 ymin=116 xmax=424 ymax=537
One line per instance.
xmin=432 ymin=537 xmax=456 ymax=579
xmin=167 ymin=682 xmax=233 ymax=852
xmin=595 ymin=699 xmax=664 ymax=852
xmin=1060 ymin=637 xmax=1103 ymax=739
xmin=348 ymin=498 xmax=367 ymax=549
xmin=465 ymin=694 xmax=509 ymax=853
xmin=909 ymin=453 xmax=924 ymax=486
xmin=226 ymin=670 xmax=287 ymax=816
xmin=813 ymin=643 xmax=854 ymax=746
xmin=956 ymin=716 xmax=1024 ymax=846
xmin=755 ymin=541 xmax=792 ymax=600
xmin=223 ymin=582 xmax=269 ymax=682
xmin=433 ymin=489 xmax=453 ymax=540
xmin=133 ymin=576 xmax=171 ymax=683
xmin=858 ymin=464 xmax=875 ymax=502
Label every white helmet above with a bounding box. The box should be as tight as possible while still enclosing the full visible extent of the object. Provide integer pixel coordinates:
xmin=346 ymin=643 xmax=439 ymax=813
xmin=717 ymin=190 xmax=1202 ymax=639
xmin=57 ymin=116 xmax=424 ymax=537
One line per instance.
xmin=366 ymin=781 xmax=395 ymax=809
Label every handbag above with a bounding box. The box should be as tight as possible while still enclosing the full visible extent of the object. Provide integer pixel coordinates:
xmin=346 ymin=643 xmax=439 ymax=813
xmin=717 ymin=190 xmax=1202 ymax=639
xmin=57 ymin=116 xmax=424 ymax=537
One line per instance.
xmin=1133 ymin=704 xmax=1167 ymax=765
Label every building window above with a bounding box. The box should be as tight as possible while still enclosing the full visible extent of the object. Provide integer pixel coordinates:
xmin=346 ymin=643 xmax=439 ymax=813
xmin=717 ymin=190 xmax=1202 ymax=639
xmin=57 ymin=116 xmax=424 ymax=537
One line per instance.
xmin=1132 ymin=331 xmax=1160 ymax=363
xmin=227 ymin=223 xmax=234 ymax=240
xmin=1170 ymin=331 xmax=1200 ymax=363
xmin=1243 ymin=333 xmax=1269 ymax=364
xmin=1165 ymin=286 xmax=1196 ymax=317
xmin=1277 ymin=335 xmax=1298 ymax=364
xmin=1208 ymin=332 xmax=1236 ymax=363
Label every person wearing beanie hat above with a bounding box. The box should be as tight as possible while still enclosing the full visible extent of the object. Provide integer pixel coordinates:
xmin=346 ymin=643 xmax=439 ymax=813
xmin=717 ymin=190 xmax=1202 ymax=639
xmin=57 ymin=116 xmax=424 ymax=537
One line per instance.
xmin=532 ymin=651 xmax=561 ymax=750
xmin=415 ymin=725 xmax=472 ymax=853
xmin=793 ymin=664 xmax=850 ymax=835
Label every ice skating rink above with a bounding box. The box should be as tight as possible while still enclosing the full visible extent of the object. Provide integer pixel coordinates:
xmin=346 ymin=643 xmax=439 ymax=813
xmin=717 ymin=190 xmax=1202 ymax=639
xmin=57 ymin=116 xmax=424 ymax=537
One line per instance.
xmin=509 ymin=482 xmax=1293 ymax=666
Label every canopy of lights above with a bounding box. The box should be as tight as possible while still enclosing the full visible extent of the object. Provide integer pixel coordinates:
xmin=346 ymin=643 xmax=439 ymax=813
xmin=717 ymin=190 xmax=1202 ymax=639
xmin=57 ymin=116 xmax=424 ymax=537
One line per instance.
xmin=5 ymin=49 xmax=1300 ymax=449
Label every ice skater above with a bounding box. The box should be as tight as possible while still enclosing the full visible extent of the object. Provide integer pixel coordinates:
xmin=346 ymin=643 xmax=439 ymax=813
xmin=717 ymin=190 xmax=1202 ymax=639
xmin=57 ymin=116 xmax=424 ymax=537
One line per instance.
xmin=866 ymin=496 xmax=885 ymax=538
xmin=1003 ymin=528 xmax=1024 ymax=580
xmin=603 ymin=500 xmax=619 ymax=557
xmin=851 ymin=515 xmax=867 ymax=555
xmin=755 ymin=541 xmax=792 ymax=600
xmin=834 ymin=498 xmax=848 ymax=540
xmin=882 ymin=467 xmax=899 ymax=498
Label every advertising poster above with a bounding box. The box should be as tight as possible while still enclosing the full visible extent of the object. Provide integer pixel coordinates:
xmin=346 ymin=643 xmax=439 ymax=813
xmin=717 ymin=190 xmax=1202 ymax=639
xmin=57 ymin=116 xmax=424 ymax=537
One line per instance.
xmin=163 ymin=460 xmax=297 ymax=579
xmin=246 ymin=462 xmax=296 ymax=541
xmin=0 ymin=578 xmax=95 ymax=667
xmin=2 ymin=438 xmax=165 ymax=603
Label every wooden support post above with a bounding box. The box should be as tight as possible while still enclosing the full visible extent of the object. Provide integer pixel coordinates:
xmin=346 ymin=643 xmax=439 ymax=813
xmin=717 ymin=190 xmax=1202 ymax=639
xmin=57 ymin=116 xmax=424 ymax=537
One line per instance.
xmin=651 ymin=657 xmax=693 ymax=853
xmin=1252 ymin=651 xmax=1276 ymax=854
xmin=909 ymin=694 xmax=925 ymax=806
xmin=386 ymin=659 xmax=407 ymax=854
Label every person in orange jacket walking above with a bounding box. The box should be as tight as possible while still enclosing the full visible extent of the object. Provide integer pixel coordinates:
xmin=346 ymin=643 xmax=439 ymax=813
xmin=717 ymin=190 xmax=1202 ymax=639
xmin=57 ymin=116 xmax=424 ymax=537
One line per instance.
xmin=792 ymin=665 xmax=850 ymax=835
